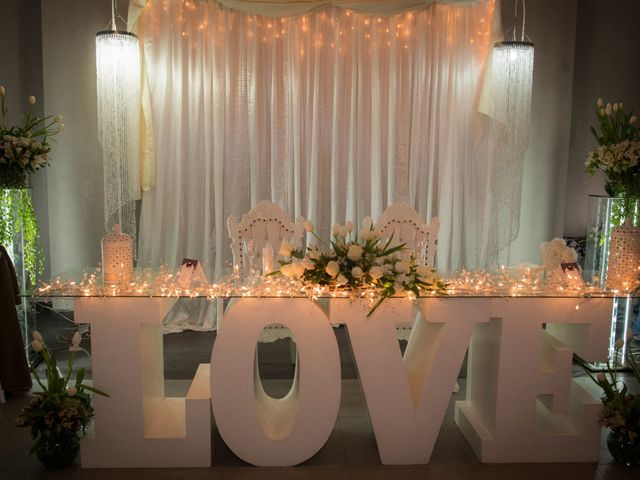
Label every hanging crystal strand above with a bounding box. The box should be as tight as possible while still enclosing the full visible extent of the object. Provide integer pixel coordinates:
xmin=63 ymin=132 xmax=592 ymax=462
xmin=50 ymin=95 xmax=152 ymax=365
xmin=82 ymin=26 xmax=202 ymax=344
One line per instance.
xmin=96 ymin=27 xmax=141 ymax=255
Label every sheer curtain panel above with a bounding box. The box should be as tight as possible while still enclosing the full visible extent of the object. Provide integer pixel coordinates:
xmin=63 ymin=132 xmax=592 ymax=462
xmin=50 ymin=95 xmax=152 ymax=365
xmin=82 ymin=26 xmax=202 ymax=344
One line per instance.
xmin=136 ymin=0 xmax=496 ymax=277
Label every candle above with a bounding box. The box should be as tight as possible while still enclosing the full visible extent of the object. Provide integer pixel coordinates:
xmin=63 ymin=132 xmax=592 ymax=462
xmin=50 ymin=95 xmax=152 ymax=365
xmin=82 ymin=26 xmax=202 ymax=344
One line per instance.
xmin=102 ymin=224 xmax=134 ymax=284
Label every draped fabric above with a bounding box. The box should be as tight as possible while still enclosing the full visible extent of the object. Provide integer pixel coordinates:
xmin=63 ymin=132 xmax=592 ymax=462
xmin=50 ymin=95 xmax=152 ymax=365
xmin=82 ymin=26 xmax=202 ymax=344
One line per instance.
xmin=136 ymin=0 xmax=496 ymax=278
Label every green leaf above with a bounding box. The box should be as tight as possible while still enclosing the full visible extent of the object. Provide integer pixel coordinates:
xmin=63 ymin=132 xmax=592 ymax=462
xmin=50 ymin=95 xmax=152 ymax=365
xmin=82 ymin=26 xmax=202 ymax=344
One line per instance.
xmin=79 ymin=384 xmax=110 ymax=397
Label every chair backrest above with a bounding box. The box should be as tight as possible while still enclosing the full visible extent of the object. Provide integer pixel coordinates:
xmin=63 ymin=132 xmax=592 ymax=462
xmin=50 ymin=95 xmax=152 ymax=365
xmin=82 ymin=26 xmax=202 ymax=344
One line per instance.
xmin=227 ymin=200 xmax=305 ymax=271
xmin=375 ymin=202 xmax=439 ymax=267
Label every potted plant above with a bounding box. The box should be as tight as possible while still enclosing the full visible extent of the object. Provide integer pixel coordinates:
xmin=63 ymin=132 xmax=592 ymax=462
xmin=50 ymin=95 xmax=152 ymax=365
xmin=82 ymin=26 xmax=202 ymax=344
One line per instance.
xmin=586 ymin=333 xmax=640 ymax=466
xmin=0 ymin=85 xmax=64 ymax=285
xmin=15 ymin=331 xmax=108 ymax=470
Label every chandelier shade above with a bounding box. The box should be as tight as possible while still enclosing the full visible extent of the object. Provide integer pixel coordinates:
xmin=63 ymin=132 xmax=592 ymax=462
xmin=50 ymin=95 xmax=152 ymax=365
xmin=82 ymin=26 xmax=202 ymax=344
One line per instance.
xmin=95 ymin=29 xmax=141 ymax=244
xmin=486 ymin=39 xmax=534 ymax=259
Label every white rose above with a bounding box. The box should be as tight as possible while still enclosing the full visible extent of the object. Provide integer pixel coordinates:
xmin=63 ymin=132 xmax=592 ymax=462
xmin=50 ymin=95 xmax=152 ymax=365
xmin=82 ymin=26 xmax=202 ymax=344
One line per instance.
xmin=28 ymin=95 xmax=36 ymax=105
xmin=279 ymin=240 xmax=293 ymax=257
xmin=336 ymin=273 xmax=348 ymax=286
xmin=332 ymin=224 xmax=341 ymax=236
xmin=303 ymin=220 xmax=314 ymax=232
xmin=596 ymin=98 xmax=603 ymax=108
xmin=395 ymin=261 xmax=410 ymax=274
xmin=32 ymin=339 xmax=43 ymax=352
xmin=325 ymin=260 xmax=340 ymax=277
xmin=54 ymin=115 xmax=63 ymax=123
xmin=345 ymin=220 xmax=354 ymax=233
xmin=351 ymin=266 xmax=363 ymax=278
xmin=347 ymin=244 xmax=363 ymax=261
xmin=32 ymin=330 xmax=44 ymax=342
xmin=369 ymin=266 xmax=384 ymax=280
xmin=67 ymin=387 xmax=78 ymax=397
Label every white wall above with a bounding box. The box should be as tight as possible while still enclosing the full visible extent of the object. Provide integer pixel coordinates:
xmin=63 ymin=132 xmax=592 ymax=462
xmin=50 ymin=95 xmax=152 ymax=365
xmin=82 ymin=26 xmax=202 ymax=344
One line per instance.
xmin=564 ymin=0 xmax=640 ymax=237
xmin=40 ymin=0 xmax=126 ymax=276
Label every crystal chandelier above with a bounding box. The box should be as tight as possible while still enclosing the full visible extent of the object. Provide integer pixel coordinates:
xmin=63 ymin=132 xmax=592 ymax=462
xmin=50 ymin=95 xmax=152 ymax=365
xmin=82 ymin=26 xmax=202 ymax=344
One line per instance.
xmin=488 ymin=0 xmax=534 ymax=260
xmin=95 ymin=0 xmax=141 ymax=246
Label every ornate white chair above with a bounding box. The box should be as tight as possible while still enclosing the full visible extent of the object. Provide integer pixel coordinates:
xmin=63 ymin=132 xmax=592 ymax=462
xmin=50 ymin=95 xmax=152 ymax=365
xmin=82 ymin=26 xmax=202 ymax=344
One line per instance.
xmin=223 ymin=200 xmax=305 ymax=346
xmin=375 ymin=202 xmax=439 ymax=341
xmin=375 ymin=202 xmax=439 ymax=268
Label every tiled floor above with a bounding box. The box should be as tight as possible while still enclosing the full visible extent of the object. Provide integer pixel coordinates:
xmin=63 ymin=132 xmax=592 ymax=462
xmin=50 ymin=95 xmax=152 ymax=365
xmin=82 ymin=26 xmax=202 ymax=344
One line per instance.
xmin=1 ymin=378 xmax=638 ymax=480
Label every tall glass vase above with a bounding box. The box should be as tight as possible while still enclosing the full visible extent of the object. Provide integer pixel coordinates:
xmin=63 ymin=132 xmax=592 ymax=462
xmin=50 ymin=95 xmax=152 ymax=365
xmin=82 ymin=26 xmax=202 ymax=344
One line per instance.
xmin=583 ymin=195 xmax=640 ymax=369
xmin=0 ymin=187 xmax=41 ymax=348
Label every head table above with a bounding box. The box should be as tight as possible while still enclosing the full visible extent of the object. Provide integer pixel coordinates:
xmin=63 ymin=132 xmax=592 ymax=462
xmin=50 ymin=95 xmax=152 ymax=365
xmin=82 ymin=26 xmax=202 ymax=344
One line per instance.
xmin=29 ymin=275 xmax=623 ymax=468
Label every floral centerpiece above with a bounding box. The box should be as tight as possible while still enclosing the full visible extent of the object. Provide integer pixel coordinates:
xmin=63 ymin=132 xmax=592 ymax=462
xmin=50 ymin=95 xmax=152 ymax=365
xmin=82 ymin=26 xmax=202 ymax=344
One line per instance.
xmin=586 ymin=333 xmax=640 ymax=466
xmin=16 ymin=331 xmax=108 ymax=470
xmin=0 ymin=85 xmax=63 ymax=284
xmin=273 ymin=219 xmax=447 ymax=315
xmin=585 ymin=98 xmax=639 ymax=202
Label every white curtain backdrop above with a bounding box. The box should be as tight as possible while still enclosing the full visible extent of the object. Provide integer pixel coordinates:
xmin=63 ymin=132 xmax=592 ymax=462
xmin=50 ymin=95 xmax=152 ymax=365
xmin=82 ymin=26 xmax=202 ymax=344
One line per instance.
xmin=137 ymin=0 xmax=496 ymax=278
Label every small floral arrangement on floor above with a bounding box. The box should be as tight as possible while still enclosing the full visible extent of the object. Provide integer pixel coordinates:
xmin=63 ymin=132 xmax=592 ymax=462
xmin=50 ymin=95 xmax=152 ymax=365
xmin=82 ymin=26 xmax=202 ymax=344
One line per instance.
xmin=16 ymin=331 xmax=108 ymax=469
xmin=0 ymin=86 xmax=64 ymax=188
xmin=273 ymin=219 xmax=447 ymax=315
xmin=585 ymin=332 xmax=640 ymax=465
xmin=585 ymin=98 xmax=640 ymax=199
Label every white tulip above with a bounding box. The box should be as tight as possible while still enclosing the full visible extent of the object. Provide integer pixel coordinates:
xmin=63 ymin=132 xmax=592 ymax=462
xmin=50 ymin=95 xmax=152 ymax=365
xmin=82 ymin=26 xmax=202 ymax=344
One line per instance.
xmin=325 ymin=261 xmax=340 ymax=277
xmin=338 ymin=226 xmax=348 ymax=238
xmin=308 ymin=248 xmax=320 ymax=260
xmin=596 ymin=98 xmax=603 ymax=108
xmin=279 ymin=240 xmax=293 ymax=257
xmin=615 ymin=338 xmax=625 ymax=349
xmin=54 ymin=115 xmax=63 ymax=123
xmin=345 ymin=220 xmax=354 ymax=233
xmin=359 ymin=228 xmax=369 ymax=240
xmin=301 ymin=258 xmax=315 ymax=270
xmin=32 ymin=339 xmax=43 ymax=352
xmin=67 ymin=387 xmax=78 ymax=397
xmin=0 ymin=86 xmax=5 ymax=96
xmin=58 ymin=123 xmax=65 ymax=131
xmin=28 ymin=95 xmax=36 ymax=105
xmin=605 ymin=104 xmax=612 ymax=116
xmin=620 ymin=102 xmax=624 ymax=109
xmin=630 ymin=116 xmax=637 ymax=124
xmin=291 ymin=262 xmax=306 ymax=278
xmin=369 ymin=266 xmax=384 ymax=280
xmin=347 ymin=244 xmax=363 ymax=261
xmin=32 ymin=330 xmax=44 ymax=342
xmin=599 ymin=108 xmax=605 ymax=116
xmin=351 ymin=266 xmax=363 ymax=278
xmin=336 ymin=273 xmax=348 ymax=286
xmin=280 ymin=263 xmax=295 ymax=278
xmin=613 ymin=103 xmax=619 ymax=112
xmin=596 ymin=372 xmax=606 ymax=382
xmin=303 ymin=220 xmax=314 ymax=233
xmin=332 ymin=224 xmax=341 ymax=236
xmin=627 ymin=328 xmax=634 ymax=340
xmin=69 ymin=331 xmax=82 ymax=352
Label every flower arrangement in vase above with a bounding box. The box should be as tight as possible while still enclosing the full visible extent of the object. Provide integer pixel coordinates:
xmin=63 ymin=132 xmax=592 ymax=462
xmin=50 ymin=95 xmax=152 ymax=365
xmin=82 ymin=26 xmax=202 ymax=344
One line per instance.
xmin=273 ymin=219 xmax=447 ymax=315
xmin=586 ymin=333 xmax=640 ymax=466
xmin=0 ymin=85 xmax=64 ymax=284
xmin=585 ymin=98 xmax=640 ymax=203
xmin=16 ymin=331 xmax=108 ymax=470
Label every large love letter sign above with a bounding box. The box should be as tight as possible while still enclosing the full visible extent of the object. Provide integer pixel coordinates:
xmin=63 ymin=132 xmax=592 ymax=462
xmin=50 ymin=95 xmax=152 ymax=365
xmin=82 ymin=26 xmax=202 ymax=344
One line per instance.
xmin=74 ymin=298 xmax=212 ymax=468
xmin=211 ymin=298 xmax=341 ymax=466
xmin=331 ymin=298 xmax=488 ymax=464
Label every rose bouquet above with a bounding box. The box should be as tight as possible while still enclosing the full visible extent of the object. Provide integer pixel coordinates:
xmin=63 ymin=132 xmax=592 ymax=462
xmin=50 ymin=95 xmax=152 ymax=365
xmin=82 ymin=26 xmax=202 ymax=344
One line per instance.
xmin=274 ymin=219 xmax=446 ymax=315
